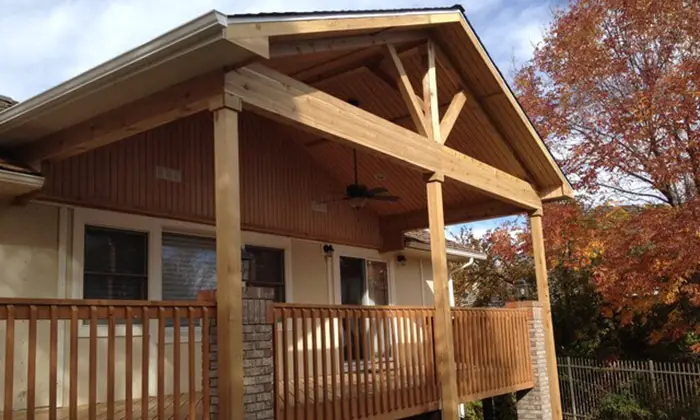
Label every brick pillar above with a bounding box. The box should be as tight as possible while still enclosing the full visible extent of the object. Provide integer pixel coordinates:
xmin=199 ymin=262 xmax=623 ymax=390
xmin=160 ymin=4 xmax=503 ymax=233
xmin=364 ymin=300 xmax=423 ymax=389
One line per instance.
xmin=203 ymin=287 xmax=275 ymax=420
xmin=507 ymin=301 xmax=552 ymax=420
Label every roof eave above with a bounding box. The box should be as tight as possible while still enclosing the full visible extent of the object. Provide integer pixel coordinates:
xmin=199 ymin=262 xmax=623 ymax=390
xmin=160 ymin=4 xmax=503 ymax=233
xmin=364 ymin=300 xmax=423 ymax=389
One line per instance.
xmin=0 ymin=10 xmax=228 ymax=132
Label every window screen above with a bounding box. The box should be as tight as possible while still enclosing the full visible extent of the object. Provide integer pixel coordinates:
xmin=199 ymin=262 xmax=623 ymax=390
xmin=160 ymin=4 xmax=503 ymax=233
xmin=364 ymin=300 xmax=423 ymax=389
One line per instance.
xmin=162 ymin=233 xmax=217 ymax=301
xmin=83 ymin=226 xmax=148 ymax=300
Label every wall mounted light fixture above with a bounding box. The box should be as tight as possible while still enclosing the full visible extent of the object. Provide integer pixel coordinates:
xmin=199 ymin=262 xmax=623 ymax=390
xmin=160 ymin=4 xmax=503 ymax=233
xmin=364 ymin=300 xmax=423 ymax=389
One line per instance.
xmin=397 ymin=254 xmax=407 ymax=266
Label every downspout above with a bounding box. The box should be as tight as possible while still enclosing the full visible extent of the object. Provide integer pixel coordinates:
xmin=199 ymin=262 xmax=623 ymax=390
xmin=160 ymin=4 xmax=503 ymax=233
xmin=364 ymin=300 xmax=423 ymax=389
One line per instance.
xmin=449 ymin=257 xmax=474 ymax=419
xmin=448 ymin=258 xmax=474 ymax=307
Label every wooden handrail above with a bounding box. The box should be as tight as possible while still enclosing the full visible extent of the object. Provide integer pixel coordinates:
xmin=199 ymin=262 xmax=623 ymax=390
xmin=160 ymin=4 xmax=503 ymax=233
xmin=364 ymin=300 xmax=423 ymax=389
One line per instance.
xmin=453 ymin=307 xmax=534 ymax=401
xmin=1 ymin=298 xmax=215 ymax=420
xmin=272 ymin=304 xmax=439 ymax=420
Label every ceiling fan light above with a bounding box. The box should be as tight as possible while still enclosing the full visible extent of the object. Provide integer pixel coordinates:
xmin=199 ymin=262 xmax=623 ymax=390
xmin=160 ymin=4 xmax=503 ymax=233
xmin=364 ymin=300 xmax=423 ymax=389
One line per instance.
xmin=348 ymin=196 xmax=367 ymax=209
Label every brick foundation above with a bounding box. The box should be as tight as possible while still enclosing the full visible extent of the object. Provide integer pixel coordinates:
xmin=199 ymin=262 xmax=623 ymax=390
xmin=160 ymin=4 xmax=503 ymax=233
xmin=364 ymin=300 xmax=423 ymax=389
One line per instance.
xmin=203 ymin=287 xmax=275 ymax=420
xmin=507 ymin=301 xmax=552 ymax=420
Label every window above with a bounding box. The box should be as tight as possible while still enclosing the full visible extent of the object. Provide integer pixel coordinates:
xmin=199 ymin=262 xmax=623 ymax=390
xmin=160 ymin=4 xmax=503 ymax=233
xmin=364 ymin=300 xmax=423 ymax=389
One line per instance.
xmin=161 ymin=233 xmax=217 ymax=301
xmin=161 ymin=235 xmax=286 ymax=302
xmin=83 ymin=226 xmax=148 ymax=300
xmin=247 ymin=245 xmax=286 ymax=302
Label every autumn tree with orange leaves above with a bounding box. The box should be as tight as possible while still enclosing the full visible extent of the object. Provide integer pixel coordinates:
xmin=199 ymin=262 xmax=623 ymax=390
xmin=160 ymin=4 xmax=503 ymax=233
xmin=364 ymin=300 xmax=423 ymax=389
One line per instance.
xmin=512 ymin=0 xmax=700 ymax=354
xmin=452 ymin=0 xmax=700 ymax=356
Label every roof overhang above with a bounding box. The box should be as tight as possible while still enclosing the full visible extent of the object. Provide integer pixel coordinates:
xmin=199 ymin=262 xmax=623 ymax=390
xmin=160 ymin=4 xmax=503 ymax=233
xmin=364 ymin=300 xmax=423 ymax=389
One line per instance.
xmin=0 ymin=6 xmax=573 ymax=203
xmin=404 ymin=239 xmax=486 ymax=261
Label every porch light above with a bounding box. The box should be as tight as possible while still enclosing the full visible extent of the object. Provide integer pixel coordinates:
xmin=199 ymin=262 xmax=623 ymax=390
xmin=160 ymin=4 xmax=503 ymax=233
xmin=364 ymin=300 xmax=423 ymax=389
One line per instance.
xmin=397 ymin=255 xmax=407 ymax=266
xmin=241 ymin=246 xmax=254 ymax=283
xmin=515 ymin=278 xmax=531 ymax=301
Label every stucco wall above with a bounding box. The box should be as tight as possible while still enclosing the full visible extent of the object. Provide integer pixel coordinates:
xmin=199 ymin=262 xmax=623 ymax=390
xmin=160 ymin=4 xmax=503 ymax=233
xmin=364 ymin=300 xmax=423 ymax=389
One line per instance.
xmin=0 ymin=203 xmax=59 ymax=409
xmin=290 ymin=240 xmax=329 ymax=304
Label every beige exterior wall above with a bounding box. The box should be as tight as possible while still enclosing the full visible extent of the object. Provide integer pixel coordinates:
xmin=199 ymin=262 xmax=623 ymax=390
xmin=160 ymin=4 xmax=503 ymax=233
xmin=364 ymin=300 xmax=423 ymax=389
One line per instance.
xmin=0 ymin=203 xmax=60 ymax=409
xmin=290 ymin=240 xmax=329 ymax=305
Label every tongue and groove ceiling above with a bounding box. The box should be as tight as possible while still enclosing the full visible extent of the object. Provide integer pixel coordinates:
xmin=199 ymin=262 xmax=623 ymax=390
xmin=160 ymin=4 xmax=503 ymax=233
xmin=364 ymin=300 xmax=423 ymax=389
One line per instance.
xmin=262 ymin=41 xmax=530 ymax=217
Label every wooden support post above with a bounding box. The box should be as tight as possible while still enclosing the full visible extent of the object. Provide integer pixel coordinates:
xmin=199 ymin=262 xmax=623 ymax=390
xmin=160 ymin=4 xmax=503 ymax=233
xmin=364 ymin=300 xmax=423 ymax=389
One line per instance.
xmin=426 ymin=173 xmax=459 ymax=420
xmin=212 ymin=94 xmax=244 ymax=420
xmin=530 ymin=210 xmax=563 ymax=419
xmin=424 ymin=39 xmax=459 ymax=419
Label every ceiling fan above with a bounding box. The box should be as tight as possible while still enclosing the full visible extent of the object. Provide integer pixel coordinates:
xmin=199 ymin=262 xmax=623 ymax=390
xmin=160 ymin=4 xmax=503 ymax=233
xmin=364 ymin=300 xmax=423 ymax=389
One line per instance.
xmin=324 ymin=149 xmax=400 ymax=209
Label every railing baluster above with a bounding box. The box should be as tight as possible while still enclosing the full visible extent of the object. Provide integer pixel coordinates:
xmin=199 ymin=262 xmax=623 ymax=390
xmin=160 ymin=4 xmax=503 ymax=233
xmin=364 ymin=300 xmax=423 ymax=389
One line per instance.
xmin=173 ymin=307 xmax=181 ymax=420
xmin=3 ymin=305 xmax=15 ymax=420
xmin=107 ymin=306 xmax=116 ymax=420
xmin=343 ymin=311 xmax=351 ymax=419
xmin=69 ymin=306 xmax=78 ymax=420
xmin=125 ymin=307 xmax=134 ymax=420
xmin=369 ymin=310 xmax=378 ymax=416
xmin=142 ymin=307 xmax=150 ymax=420
xmin=353 ymin=309 xmax=362 ymax=418
xmin=329 ymin=310 xmax=338 ymax=420
xmin=89 ymin=306 xmax=97 ymax=418
xmin=49 ymin=305 xmax=58 ymax=420
xmin=158 ymin=307 xmax=165 ymax=420
xmin=380 ymin=311 xmax=390 ymax=414
xmin=292 ymin=308 xmax=300 ymax=420
xmin=301 ymin=309 xmax=310 ymax=420
xmin=320 ymin=309 xmax=329 ymax=420
xmin=281 ymin=308 xmax=290 ymax=420
xmin=202 ymin=307 xmax=210 ymax=420
xmin=311 ymin=310 xmax=320 ymax=420
xmin=27 ymin=306 xmax=37 ymax=420
xmin=362 ymin=309 xmax=370 ymax=417
xmin=188 ymin=307 xmax=196 ymax=420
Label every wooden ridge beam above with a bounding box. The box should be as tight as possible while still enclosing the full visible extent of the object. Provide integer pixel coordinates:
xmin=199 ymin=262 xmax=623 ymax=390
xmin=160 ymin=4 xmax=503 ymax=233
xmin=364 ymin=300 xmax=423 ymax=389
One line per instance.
xmin=20 ymin=72 xmax=223 ymax=162
xmin=226 ymin=63 xmax=541 ymax=210
xmin=270 ymin=30 xmax=427 ymax=57
xmin=386 ymin=44 xmax=428 ymax=136
xmin=381 ymin=199 xmax=523 ymax=233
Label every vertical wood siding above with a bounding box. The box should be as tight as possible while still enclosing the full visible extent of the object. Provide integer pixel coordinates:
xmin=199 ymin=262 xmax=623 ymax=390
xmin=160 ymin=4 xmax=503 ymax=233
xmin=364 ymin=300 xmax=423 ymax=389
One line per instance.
xmin=42 ymin=112 xmax=381 ymax=248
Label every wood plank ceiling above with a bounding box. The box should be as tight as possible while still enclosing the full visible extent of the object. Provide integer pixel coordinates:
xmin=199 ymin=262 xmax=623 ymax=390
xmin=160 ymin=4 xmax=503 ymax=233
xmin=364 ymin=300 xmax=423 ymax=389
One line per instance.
xmin=264 ymin=36 xmax=530 ymax=217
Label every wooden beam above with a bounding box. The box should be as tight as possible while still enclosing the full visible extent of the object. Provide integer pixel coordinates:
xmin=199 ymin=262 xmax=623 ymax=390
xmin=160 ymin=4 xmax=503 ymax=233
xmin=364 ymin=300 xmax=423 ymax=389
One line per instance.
xmin=381 ymin=199 xmax=523 ymax=233
xmin=20 ymin=72 xmax=223 ymax=162
xmin=529 ymin=210 xmax=563 ymax=420
xmin=425 ymin=174 xmax=459 ymax=420
xmin=293 ymin=48 xmax=382 ymax=84
xmin=369 ymin=65 xmax=424 ymax=109
xmin=224 ymin=12 xmax=461 ymax=38
xmin=225 ymin=63 xmax=542 ymax=210
xmin=227 ymin=36 xmax=270 ymax=59
xmin=212 ymin=100 xmax=244 ymax=420
xmin=270 ymin=30 xmax=427 ymax=57
xmin=431 ymin=40 xmax=539 ymax=184
xmin=386 ymin=44 xmax=428 ymax=136
xmin=422 ymin=40 xmax=440 ymax=143
xmin=439 ymin=91 xmax=467 ymax=144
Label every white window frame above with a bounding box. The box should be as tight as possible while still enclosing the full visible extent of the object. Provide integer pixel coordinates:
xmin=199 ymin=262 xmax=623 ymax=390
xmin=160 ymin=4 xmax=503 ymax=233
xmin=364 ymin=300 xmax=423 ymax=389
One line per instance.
xmin=331 ymin=244 xmax=393 ymax=306
xmin=71 ymin=207 xmax=293 ymax=341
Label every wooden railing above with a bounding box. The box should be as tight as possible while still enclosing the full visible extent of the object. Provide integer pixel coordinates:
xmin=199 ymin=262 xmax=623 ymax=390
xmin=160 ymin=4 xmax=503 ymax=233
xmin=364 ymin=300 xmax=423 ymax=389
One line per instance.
xmin=272 ymin=304 xmax=439 ymax=420
xmin=453 ymin=308 xmax=534 ymax=401
xmin=0 ymin=298 xmax=216 ymax=420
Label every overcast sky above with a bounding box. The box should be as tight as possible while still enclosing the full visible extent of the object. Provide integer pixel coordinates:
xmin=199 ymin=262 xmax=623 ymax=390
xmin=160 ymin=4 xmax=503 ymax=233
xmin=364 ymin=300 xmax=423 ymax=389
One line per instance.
xmin=0 ymin=0 xmax=561 ymax=237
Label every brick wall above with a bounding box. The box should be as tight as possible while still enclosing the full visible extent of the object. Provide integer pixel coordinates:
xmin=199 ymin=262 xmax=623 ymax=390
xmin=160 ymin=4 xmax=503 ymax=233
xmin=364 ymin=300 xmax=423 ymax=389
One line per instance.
xmin=507 ymin=301 xmax=552 ymax=420
xmin=203 ymin=287 xmax=275 ymax=420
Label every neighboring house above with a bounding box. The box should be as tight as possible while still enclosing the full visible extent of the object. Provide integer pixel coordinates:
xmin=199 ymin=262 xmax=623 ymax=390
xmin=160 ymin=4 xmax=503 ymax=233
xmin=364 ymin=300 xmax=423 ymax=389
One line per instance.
xmin=0 ymin=6 xmax=572 ymax=420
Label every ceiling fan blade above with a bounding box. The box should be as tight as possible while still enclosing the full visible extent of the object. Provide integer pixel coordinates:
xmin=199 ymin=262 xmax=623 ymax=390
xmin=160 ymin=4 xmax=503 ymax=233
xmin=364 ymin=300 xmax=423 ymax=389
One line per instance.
xmin=366 ymin=187 xmax=389 ymax=195
xmin=318 ymin=193 xmax=349 ymax=203
xmin=367 ymin=195 xmax=400 ymax=202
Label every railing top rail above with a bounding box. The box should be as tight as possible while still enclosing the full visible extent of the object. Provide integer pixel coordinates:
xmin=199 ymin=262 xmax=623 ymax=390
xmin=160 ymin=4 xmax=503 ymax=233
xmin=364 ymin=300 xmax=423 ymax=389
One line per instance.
xmin=452 ymin=307 xmax=532 ymax=313
xmin=272 ymin=303 xmax=436 ymax=311
xmin=0 ymin=297 xmax=217 ymax=308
